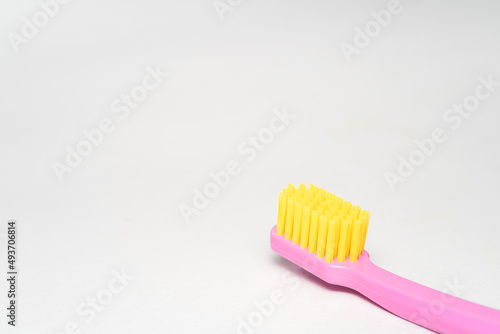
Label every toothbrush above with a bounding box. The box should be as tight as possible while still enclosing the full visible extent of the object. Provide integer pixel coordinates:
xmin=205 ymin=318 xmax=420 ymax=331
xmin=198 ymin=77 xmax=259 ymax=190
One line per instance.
xmin=270 ymin=183 xmax=500 ymax=334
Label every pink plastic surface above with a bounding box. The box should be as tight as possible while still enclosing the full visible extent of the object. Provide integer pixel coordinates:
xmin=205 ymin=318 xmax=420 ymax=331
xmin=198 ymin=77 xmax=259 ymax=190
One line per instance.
xmin=270 ymin=226 xmax=500 ymax=334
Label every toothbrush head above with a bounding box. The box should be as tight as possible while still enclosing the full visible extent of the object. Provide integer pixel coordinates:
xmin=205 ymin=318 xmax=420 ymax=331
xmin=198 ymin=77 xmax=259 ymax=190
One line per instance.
xmin=275 ymin=183 xmax=370 ymax=263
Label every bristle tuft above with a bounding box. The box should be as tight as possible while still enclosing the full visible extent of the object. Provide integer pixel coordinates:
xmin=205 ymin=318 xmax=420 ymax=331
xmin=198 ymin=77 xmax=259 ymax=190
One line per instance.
xmin=276 ymin=184 xmax=370 ymax=262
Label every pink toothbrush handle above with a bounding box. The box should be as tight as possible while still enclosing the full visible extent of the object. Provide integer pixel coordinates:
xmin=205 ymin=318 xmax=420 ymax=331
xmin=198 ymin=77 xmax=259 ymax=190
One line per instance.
xmin=270 ymin=226 xmax=500 ymax=333
xmin=355 ymin=260 xmax=500 ymax=334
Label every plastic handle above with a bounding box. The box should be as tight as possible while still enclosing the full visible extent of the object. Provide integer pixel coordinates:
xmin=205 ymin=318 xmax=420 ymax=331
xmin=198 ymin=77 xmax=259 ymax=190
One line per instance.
xmin=354 ymin=260 xmax=500 ymax=334
xmin=270 ymin=226 xmax=500 ymax=333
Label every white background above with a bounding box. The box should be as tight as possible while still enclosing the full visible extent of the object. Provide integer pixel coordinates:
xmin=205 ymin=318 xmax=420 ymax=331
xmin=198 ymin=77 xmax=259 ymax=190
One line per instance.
xmin=1 ymin=1 xmax=500 ymax=333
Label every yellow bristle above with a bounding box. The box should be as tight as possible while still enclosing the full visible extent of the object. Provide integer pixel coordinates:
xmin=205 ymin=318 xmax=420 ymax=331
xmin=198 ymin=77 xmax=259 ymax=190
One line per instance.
xmin=357 ymin=216 xmax=367 ymax=256
xmin=333 ymin=197 xmax=343 ymax=210
xmin=325 ymin=217 xmax=341 ymax=262
xmin=276 ymin=184 xmax=370 ymax=262
xmin=324 ymin=220 xmax=335 ymax=262
xmin=292 ymin=202 xmax=303 ymax=244
xmin=344 ymin=216 xmax=354 ymax=259
xmin=331 ymin=217 xmax=341 ymax=258
xmin=351 ymin=205 xmax=361 ymax=218
xmin=330 ymin=208 xmax=338 ymax=217
xmin=346 ymin=214 xmax=356 ymax=225
xmin=282 ymin=188 xmax=288 ymax=198
xmin=316 ymin=215 xmax=329 ymax=258
xmin=319 ymin=188 xmax=326 ymax=200
xmin=300 ymin=206 xmax=312 ymax=248
xmin=349 ymin=218 xmax=363 ymax=262
xmin=284 ymin=198 xmax=295 ymax=240
xmin=308 ymin=210 xmax=320 ymax=253
xmin=277 ymin=192 xmax=287 ymax=235
xmin=360 ymin=212 xmax=370 ymax=253
xmin=336 ymin=218 xmax=350 ymax=262
xmin=340 ymin=208 xmax=349 ymax=219
xmin=304 ymin=191 xmax=312 ymax=202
